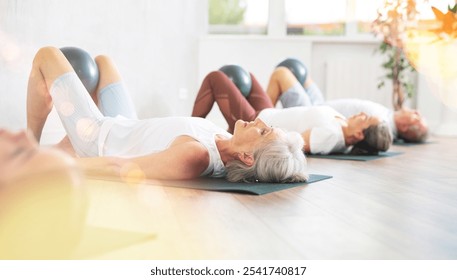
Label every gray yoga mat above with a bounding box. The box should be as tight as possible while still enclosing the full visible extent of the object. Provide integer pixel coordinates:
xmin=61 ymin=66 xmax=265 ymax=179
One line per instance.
xmin=307 ymin=151 xmax=403 ymax=161
xmin=393 ymin=139 xmax=436 ymax=146
xmin=152 ymin=174 xmax=332 ymax=195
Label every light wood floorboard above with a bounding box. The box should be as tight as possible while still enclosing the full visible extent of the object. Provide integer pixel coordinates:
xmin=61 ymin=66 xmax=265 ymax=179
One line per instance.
xmin=74 ymin=136 xmax=457 ymax=259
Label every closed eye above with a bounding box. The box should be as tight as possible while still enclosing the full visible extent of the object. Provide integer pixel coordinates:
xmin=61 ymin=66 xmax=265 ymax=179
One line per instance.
xmin=261 ymin=127 xmax=273 ymax=136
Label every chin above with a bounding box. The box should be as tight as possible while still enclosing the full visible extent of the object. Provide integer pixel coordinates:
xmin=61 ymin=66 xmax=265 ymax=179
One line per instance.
xmin=232 ymin=120 xmax=243 ymax=135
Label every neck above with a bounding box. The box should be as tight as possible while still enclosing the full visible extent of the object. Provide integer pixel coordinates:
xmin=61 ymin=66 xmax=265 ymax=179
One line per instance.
xmin=336 ymin=117 xmax=351 ymax=146
xmin=341 ymin=126 xmax=351 ymax=146
xmin=215 ymin=135 xmax=236 ymax=165
xmin=393 ymin=111 xmax=401 ymax=127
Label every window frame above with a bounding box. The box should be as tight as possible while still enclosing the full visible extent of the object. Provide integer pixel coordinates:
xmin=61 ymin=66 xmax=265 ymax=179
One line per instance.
xmin=208 ymin=0 xmax=382 ymax=40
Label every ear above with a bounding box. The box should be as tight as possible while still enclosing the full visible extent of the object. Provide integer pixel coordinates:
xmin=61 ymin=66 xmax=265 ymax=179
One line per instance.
xmin=237 ymin=152 xmax=255 ymax=167
xmin=397 ymin=122 xmax=409 ymax=133
xmin=354 ymin=130 xmax=364 ymax=142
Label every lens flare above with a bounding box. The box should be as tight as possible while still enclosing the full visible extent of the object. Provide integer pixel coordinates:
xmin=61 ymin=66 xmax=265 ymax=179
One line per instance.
xmin=120 ymin=162 xmax=146 ymax=186
xmin=404 ymin=31 xmax=457 ymax=108
xmin=0 ymin=165 xmax=88 ymax=259
xmin=76 ymin=118 xmax=100 ymax=142
xmin=58 ymin=101 xmax=75 ymax=117
xmin=0 ymin=30 xmax=21 ymax=63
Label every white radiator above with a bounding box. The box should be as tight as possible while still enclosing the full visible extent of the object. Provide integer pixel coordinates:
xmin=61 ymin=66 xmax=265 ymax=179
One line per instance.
xmin=323 ymin=58 xmax=393 ymax=108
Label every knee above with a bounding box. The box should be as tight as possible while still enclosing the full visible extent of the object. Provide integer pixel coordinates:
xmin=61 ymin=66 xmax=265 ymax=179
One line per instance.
xmin=210 ymin=70 xmax=226 ymax=80
xmin=272 ymin=67 xmax=293 ymax=80
xmin=33 ymin=46 xmax=62 ymax=66
xmin=203 ymin=71 xmax=227 ymax=85
xmin=94 ymin=55 xmax=113 ymax=67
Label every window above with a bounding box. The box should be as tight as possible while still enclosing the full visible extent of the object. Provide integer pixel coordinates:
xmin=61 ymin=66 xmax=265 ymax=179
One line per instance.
xmin=284 ymin=0 xmax=386 ymax=36
xmin=208 ymin=0 xmax=269 ymax=34
xmin=208 ymin=0 xmax=454 ymax=36
xmin=285 ymin=0 xmax=347 ymax=36
xmin=354 ymin=0 xmax=385 ymax=34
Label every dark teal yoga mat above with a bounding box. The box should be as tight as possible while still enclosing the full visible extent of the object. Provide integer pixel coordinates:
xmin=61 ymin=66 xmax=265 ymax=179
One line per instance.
xmin=154 ymin=174 xmax=332 ymax=195
xmin=393 ymin=139 xmax=436 ymax=146
xmin=307 ymin=151 xmax=403 ymax=161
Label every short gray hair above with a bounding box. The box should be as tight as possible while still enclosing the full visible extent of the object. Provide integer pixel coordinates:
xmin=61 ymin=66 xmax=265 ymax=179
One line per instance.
xmin=225 ymin=131 xmax=308 ymax=183
xmin=350 ymin=121 xmax=392 ymax=155
xmin=399 ymin=123 xmax=428 ymax=143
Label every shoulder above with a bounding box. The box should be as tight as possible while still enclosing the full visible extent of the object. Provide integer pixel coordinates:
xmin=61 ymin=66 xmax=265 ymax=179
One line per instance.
xmin=181 ymin=141 xmax=210 ymax=176
xmin=309 ymin=124 xmax=346 ymax=154
xmin=170 ymin=136 xmax=210 ymax=165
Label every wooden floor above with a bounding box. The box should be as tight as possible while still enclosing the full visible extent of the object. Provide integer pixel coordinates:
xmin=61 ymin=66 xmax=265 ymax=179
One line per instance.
xmin=72 ymin=136 xmax=457 ymax=259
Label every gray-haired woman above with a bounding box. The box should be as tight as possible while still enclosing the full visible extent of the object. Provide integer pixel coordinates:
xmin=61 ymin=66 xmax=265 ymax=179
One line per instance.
xmin=192 ymin=70 xmax=391 ymax=156
xmin=26 ymin=47 xmax=308 ymax=183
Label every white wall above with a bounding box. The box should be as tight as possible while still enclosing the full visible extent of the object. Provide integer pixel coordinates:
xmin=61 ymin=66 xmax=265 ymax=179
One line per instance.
xmin=198 ymin=35 xmax=447 ymax=132
xmin=311 ymin=40 xmax=394 ymax=106
xmin=198 ymin=36 xmax=312 ymax=87
xmin=1 ymin=0 xmax=446 ymax=142
xmin=198 ymin=36 xmax=398 ymax=127
xmin=198 ymin=36 xmax=312 ymax=127
xmin=0 ymin=0 xmax=206 ymax=143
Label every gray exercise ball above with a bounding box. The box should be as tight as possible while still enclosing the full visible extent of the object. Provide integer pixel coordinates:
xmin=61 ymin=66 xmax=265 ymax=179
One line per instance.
xmin=277 ymin=58 xmax=308 ymax=85
xmin=219 ymin=64 xmax=252 ymax=98
xmin=60 ymin=47 xmax=99 ymax=95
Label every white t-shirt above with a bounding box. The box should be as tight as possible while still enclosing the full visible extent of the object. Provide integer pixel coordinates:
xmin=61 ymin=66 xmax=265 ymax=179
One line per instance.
xmin=258 ymin=106 xmax=347 ymax=154
xmin=99 ymin=117 xmax=231 ymax=178
xmin=325 ymin=98 xmax=397 ymax=138
xmin=51 ymin=72 xmax=230 ymax=178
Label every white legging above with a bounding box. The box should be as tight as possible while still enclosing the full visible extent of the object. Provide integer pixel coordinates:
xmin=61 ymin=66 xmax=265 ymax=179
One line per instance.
xmin=97 ymin=82 xmax=138 ymax=119
xmin=280 ymin=81 xmax=325 ymax=108
xmin=50 ymin=72 xmax=137 ymax=156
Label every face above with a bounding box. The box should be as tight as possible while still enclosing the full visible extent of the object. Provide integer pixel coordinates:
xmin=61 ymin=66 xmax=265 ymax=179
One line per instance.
xmin=0 ymin=129 xmax=38 ymax=163
xmin=395 ymin=108 xmax=426 ymax=134
xmin=347 ymin=112 xmax=380 ymax=131
xmin=231 ymin=118 xmax=284 ymax=152
xmin=0 ymin=130 xmax=38 ymax=185
xmin=345 ymin=113 xmax=380 ymax=144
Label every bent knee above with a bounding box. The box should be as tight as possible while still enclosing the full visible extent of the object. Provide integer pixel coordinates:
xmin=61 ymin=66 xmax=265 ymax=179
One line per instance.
xmin=33 ymin=46 xmax=62 ymax=64
xmin=211 ymin=70 xmax=227 ymax=79
xmin=271 ymin=67 xmax=298 ymax=89
xmin=94 ymin=55 xmax=113 ymax=66
xmin=272 ymin=67 xmax=294 ymax=80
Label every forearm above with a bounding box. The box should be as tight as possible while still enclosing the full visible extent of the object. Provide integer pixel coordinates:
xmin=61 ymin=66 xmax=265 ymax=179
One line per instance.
xmin=129 ymin=150 xmax=206 ymax=181
xmin=75 ymin=136 xmax=212 ymax=182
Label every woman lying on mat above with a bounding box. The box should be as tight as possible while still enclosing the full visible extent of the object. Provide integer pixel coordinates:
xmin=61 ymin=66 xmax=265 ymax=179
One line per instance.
xmin=26 ymin=47 xmax=307 ymax=183
xmin=267 ymin=65 xmax=428 ymax=143
xmin=191 ymin=71 xmax=391 ymax=155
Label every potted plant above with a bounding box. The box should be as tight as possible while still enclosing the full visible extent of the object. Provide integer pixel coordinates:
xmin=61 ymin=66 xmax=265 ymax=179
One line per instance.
xmin=372 ymin=0 xmax=420 ymax=111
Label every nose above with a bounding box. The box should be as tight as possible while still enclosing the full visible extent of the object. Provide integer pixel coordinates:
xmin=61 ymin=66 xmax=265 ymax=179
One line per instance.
xmin=254 ymin=118 xmax=268 ymax=127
